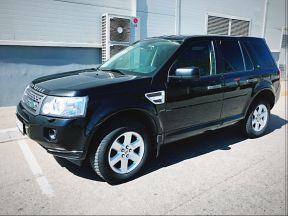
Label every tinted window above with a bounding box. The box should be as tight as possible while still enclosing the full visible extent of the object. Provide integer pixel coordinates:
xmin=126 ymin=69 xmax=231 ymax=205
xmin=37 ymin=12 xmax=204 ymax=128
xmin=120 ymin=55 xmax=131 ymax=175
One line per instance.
xmin=172 ymin=41 xmax=214 ymax=76
xmin=242 ymin=40 xmax=275 ymax=70
xmin=241 ymin=42 xmax=254 ymax=71
xmin=217 ymin=40 xmax=244 ymax=73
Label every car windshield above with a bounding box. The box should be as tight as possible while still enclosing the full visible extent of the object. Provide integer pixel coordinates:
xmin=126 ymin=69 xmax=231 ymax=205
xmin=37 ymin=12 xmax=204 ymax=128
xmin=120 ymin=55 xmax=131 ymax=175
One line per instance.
xmin=100 ymin=39 xmax=182 ymax=75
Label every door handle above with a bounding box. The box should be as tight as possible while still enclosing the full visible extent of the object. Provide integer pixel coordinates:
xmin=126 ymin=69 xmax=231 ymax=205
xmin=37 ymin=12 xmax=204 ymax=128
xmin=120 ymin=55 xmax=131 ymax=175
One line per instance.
xmin=207 ymin=84 xmax=222 ymax=90
xmin=246 ymin=78 xmax=258 ymax=83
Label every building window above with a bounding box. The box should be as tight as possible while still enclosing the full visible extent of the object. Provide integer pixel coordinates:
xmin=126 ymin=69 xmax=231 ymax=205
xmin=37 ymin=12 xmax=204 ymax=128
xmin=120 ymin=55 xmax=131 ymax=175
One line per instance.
xmin=207 ymin=15 xmax=250 ymax=36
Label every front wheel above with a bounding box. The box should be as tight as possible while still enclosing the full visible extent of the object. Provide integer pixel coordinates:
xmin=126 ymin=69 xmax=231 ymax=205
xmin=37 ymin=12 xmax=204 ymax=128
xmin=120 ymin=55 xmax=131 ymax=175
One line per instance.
xmin=90 ymin=122 xmax=151 ymax=184
xmin=242 ymin=101 xmax=270 ymax=138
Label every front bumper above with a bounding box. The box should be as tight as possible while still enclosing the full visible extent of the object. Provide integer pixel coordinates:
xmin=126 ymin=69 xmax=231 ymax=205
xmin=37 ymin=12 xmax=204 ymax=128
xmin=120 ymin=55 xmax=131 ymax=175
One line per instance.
xmin=16 ymin=102 xmax=88 ymax=162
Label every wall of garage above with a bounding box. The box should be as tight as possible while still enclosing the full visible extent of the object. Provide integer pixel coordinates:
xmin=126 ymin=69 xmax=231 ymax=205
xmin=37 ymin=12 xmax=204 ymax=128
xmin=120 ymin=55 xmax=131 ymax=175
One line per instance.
xmin=179 ymin=0 xmax=264 ymax=37
xmin=264 ymin=0 xmax=287 ymax=80
xmin=0 ymin=0 xmax=135 ymax=106
xmin=0 ymin=46 xmax=101 ymax=106
xmin=0 ymin=0 xmax=286 ymax=106
xmin=264 ymin=0 xmax=285 ymax=51
xmin=136 ymin=0 xmax=176 ymax=39
xmin=0 ymin=0 xmax=135 ymax=47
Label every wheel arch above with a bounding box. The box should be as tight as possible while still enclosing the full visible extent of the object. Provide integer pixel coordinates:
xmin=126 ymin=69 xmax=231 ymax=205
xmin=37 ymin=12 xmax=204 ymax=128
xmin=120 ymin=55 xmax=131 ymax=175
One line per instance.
xmin=85 ymin=108 xmax=162 ymax=159
xmin=244 ymin=88 xmax=275 ymax=117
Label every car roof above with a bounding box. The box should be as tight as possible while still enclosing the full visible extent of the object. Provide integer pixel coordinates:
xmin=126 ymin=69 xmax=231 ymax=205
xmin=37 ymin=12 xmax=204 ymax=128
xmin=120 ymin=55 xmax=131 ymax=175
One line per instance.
xmin=150 ymin=35 xmax=264 ymax=42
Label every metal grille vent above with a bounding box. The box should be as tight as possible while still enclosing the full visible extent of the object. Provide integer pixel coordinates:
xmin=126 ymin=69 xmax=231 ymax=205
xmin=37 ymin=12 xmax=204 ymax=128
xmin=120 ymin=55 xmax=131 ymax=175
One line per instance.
xmin=110 ymin=45 xmax=128 ymax=57
xmin=101 ymin=15 xmax=107 ymax=63
xmin=22 ymin=86 xmax=45 ymax=114
xmin=207 ymin=15 xmax=250 ymax=36
xmin=230 ymin=19 xmax=250 ymax=36
xmin=207 ymin=16 xmax=229 ymax=35
xmin=281 ymin=34 xmax=287 ymax=49
xmin=110 ymin=17 xmax=130 ymax=43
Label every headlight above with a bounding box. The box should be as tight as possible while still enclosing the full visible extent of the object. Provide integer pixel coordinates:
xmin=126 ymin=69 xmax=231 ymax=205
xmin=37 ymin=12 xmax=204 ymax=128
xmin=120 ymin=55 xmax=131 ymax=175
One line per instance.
xmin=40 ymin=96 xmax=88 ymax=118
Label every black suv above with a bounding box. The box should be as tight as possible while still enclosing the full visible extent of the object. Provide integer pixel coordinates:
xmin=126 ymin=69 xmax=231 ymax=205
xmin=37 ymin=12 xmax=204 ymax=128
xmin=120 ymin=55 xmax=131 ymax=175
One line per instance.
xmin=16 ymin=35 xmax=281 ymax=183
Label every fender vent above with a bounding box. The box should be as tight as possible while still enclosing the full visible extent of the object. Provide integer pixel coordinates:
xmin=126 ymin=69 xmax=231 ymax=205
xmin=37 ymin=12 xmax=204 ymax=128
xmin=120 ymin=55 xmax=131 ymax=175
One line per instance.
xmin=145 ymin=91 xmax=165 ymax=104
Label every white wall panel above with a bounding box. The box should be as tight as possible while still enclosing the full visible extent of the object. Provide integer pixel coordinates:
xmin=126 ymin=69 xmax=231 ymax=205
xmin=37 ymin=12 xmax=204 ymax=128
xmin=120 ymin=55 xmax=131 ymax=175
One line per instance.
xmin=136 ymin=0 xmax=176 ymax=39
xmin=264 ymin=0 xmax=285 ymax=51
xmin=180 ymin=0 xmax=265 ymax=37
xmin=137 ymin=0 xmax=175 ymax=15
xmin=0 ymin=0 xmax=134 ymax=47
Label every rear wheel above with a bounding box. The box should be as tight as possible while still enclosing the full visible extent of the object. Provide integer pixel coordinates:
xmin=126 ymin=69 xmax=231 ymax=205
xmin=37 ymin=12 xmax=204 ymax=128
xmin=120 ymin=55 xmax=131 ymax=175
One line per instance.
xmin=90 ymin=122 xmax=150 ymax=184
xmin=242 ymin=100 xmax=270 ymax=138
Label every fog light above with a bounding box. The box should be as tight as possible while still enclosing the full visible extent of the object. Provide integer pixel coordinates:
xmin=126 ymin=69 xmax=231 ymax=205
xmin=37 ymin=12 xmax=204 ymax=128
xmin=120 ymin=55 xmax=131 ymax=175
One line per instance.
xmin=48 ymin=129 xmax=57 ymax=140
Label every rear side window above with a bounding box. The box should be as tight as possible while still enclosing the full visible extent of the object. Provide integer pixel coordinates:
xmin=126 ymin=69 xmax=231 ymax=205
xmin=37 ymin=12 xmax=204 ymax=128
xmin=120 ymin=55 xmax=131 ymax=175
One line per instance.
xmin=217 ymin=40 xmax=244 ymax=73
xmin=241 ymin=43 xmax=254 ymax=71
xmin=242 ymin=40 xmax=275 ymax=70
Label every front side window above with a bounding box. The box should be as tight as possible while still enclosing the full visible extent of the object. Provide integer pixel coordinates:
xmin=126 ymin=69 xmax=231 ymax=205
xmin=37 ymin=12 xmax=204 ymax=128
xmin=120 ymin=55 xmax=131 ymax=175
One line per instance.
xmin=100 ymin=39 xmax=181 ymax=75
xmin=217 ymin=40 xmax=244 ymax=73
xmin=171 ymin=41 xmax=215 ymax=76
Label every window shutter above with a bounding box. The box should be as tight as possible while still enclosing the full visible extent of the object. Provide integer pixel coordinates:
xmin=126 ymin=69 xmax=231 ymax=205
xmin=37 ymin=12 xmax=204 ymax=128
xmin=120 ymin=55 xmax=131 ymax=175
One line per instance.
xmin=230 ymin=19 xmax=250 ymax=36
xmin=207 ymin=16 xmax=229 ymax=35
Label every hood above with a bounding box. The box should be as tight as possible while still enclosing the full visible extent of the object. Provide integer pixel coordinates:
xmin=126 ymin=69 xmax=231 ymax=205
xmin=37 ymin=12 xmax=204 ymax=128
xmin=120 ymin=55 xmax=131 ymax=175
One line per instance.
xmin=31 ymin=69 xmax=150 ymax=96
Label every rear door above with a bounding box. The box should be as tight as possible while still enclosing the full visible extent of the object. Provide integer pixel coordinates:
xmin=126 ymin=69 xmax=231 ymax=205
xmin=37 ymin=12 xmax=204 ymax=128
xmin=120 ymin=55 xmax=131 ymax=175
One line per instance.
xmin=215 ymin=39 xmax=255 ymax=124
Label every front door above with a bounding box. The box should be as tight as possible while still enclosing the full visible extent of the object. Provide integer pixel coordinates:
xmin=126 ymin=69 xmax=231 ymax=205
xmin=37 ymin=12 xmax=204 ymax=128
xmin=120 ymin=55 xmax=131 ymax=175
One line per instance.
xmin=164 ymin=40 xmax=223 ymax=142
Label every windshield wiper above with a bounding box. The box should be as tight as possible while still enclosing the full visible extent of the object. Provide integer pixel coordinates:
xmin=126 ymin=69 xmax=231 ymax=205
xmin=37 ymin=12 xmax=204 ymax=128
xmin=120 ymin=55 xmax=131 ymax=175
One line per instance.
xmin=100 ymin=68 xmax=125 ymax=75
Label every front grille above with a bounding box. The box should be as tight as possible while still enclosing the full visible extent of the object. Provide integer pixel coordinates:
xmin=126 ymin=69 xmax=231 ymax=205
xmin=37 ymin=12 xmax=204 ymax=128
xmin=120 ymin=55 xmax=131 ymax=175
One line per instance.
xmin=22 ymin=86 xmax=46 ymax=114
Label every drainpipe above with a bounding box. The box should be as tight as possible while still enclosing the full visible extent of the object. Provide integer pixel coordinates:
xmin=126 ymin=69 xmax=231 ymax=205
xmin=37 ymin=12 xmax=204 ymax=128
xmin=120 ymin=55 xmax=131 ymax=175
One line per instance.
xmin=175 ymin=0 xmax=181 ymax=35
xmin=262 ymin=0 xmax=268 ymax=38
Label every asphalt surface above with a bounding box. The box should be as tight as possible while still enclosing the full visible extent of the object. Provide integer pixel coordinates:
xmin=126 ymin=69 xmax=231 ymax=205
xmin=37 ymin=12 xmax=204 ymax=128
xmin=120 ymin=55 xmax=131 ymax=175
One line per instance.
xmin=0 ymin=95 xmax=287 ymax=215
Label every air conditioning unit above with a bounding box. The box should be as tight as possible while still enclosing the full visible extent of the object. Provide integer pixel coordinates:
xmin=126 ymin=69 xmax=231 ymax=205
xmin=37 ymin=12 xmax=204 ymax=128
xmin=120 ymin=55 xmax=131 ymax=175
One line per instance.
xmin=102 ymin=13 xmax=140 ymax=63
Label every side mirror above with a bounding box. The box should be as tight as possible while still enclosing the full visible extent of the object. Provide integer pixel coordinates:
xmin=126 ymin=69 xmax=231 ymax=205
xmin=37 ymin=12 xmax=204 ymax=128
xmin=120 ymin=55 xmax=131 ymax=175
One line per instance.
xmin=175 ymin=67 xmax=200 ymax=80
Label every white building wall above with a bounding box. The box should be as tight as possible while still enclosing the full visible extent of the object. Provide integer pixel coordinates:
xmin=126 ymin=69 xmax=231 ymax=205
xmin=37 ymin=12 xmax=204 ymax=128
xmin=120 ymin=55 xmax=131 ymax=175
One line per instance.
xmin=136 ymin=0 xmax=176 ymax=39
xmin=0 ymin=0 xmax=135 ymax=47
xmin=179 ymin=0 xmax=265 ymax=37
xmin=0 ymin=0 xmax=284 ymax=51
xmin=264 ymin=0 xmax=286 ymax=51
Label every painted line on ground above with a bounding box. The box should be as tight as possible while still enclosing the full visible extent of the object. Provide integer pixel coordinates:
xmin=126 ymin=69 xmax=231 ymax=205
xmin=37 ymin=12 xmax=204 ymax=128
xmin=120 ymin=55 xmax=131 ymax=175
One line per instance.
xmin=0 ymin=127 xmax=26 ymax=143
xmin=0 ymin=127 xmax=18 ymax=133
xmin=17 ymin=139 xmax=54 ymax=197
xmin=0 ymin=137 xmax=27 ymax=144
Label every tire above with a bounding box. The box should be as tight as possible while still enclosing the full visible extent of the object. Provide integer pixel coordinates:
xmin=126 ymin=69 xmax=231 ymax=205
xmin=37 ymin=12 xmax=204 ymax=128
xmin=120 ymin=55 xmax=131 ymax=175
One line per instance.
xmin=89 ymin=121 xmax=151 ymax=184
xmin=242 ymin=100 xmax=271 ymax=138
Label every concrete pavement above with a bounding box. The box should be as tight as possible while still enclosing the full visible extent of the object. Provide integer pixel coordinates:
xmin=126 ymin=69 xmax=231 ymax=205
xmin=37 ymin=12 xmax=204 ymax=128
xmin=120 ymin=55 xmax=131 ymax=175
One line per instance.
xmin=0 ymin=92 xmax=287 ymax=215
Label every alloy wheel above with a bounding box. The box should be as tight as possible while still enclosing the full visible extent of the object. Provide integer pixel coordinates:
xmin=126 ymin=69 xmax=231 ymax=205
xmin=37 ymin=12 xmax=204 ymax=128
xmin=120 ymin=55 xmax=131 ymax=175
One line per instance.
xmin=251 ymin=104 xmax=268 ymax=132
xmin=108 ymin=131 xmax=145 ymax=174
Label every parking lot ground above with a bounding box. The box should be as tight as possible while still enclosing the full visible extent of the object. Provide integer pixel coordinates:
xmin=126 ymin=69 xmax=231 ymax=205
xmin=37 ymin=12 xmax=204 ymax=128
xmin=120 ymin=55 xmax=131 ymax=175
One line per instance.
xmin=0 ymin=93 xmax=287 ymax=215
